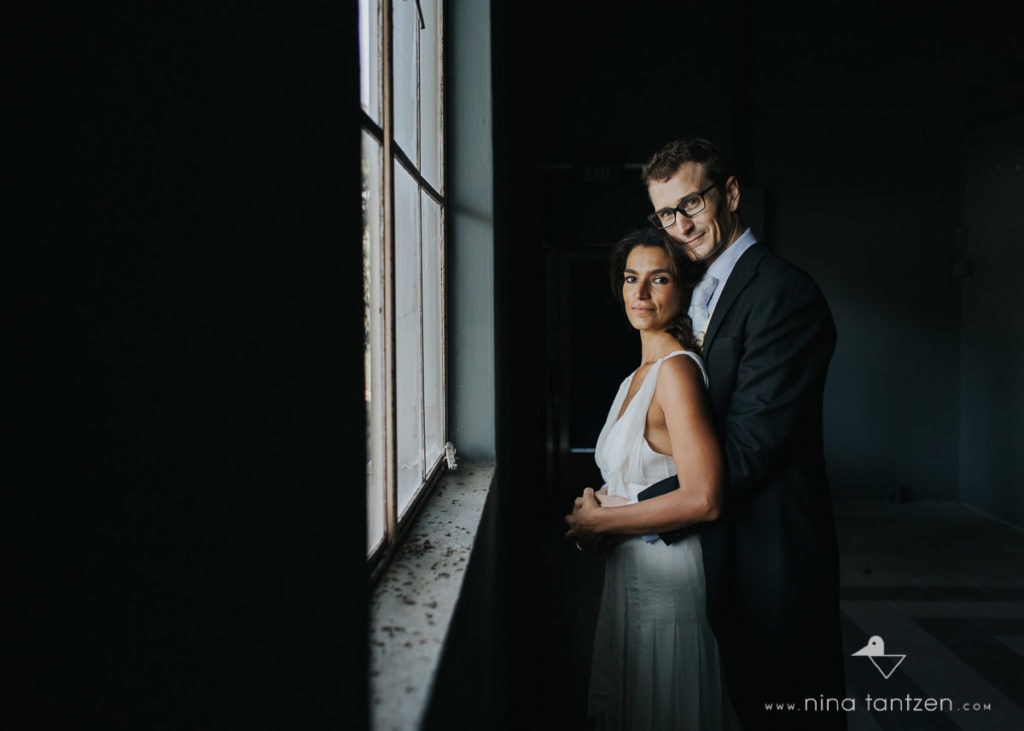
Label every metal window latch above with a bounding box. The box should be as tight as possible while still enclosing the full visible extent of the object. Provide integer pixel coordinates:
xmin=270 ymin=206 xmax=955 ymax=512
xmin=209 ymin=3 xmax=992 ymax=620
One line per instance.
xmin=405 ymin=0 xmax=426 ymax=29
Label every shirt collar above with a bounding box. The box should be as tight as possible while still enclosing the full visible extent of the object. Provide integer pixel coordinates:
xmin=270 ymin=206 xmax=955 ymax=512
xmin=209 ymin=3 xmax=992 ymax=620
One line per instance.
xmin=706 ymin=227 xmax=757 ymax=283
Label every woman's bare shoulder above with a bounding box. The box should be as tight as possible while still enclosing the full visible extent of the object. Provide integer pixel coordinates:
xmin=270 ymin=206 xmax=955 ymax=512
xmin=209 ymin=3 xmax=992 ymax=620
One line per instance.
xmin=658 ymin=351 xmax=703 ymax=378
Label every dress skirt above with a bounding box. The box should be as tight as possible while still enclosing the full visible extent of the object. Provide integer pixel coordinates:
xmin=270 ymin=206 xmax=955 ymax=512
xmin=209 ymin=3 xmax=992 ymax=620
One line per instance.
xmin=588 ymin=533 xmax=740 ymax=731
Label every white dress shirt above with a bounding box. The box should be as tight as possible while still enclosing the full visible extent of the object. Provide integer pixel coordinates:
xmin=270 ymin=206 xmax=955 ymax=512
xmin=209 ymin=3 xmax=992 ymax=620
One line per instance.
xmin=691 ymin=227 xmax=758 ymax=334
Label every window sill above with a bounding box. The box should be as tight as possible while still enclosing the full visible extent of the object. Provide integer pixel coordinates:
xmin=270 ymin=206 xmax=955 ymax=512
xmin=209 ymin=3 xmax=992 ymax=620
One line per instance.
xmin=369 ymin=460 xmax=497 ymax=731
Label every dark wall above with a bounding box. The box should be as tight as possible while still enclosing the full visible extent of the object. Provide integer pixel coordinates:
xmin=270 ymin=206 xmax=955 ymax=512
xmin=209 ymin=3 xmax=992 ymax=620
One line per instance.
xmin=748 ymin=116 xmax=964 ymax=501
xmin=960 ymin=113 xmax=1024 ymax=526
xmin=5 ymin=4 xmax=366 ymax=729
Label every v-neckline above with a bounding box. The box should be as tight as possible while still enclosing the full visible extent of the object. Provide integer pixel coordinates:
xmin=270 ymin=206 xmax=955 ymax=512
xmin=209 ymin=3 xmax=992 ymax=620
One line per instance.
xmin=615 ymin=360 xmax=658 ymax=423
xmin=614 ymin=350 xmax=693 ymax=423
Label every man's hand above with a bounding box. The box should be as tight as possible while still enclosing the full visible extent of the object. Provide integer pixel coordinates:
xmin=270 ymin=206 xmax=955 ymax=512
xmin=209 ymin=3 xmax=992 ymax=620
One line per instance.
xmin=565 ymin=487 xmax=600 ymax=537
xmin=565 ymin=487 xmax=626 ymax=553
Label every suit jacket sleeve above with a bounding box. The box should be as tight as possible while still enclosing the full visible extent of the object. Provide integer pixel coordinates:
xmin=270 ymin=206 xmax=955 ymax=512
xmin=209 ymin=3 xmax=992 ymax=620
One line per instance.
xmin=714 ymin=263 xmax=836 ymax=506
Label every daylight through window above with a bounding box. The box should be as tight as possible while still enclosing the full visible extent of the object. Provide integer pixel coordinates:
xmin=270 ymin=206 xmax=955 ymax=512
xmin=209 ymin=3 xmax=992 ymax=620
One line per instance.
xmin=360 ymin=0 xmax=447 ymax=569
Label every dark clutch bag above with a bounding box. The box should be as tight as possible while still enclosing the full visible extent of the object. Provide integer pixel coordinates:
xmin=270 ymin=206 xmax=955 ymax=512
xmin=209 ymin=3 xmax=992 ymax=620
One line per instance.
xmin=637 ymin=475 xmax=694 ymax=545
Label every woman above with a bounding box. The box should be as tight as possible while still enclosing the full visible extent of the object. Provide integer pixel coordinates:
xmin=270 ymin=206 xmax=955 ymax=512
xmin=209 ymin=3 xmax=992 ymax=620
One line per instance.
xmin=564 ymin=228 xmax=739 ymax=730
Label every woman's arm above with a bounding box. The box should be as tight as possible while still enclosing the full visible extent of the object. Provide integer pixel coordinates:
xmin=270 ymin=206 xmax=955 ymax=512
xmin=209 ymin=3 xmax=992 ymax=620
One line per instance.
xmin=565 ymin=356 xmax=723 ymax=539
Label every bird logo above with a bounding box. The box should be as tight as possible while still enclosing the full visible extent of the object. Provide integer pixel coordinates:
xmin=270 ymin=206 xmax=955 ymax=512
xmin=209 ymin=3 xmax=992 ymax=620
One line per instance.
xmin=852 ymin=635 xmax=906 ymax=679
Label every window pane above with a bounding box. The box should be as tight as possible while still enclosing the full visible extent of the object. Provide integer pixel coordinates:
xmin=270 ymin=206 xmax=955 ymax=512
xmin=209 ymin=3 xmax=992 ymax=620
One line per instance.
xmin=421 ymin=191 xmax=444 ymax=461
xmin=419 ymin=0 xmax=442 ymax=189
xmin=393 ymin=0 xmax=418 ymax=165
xmin=362 ymin=0 xmax=446 ymax=562
xmin=358 ymin=0 xmax=382 ymax=124
xmin=362 ymin=131 xmax=386 ymax=553
xmin=394 ymin=162 xmax=423 ymax=517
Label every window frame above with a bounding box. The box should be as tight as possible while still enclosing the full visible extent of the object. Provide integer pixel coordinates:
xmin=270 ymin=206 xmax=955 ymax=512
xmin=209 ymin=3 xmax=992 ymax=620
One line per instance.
xmin=361 ymin=0 xmax=449 ymax=582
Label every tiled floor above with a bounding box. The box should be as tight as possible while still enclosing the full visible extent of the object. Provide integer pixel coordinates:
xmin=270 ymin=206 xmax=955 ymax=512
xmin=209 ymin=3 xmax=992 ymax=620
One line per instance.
xmin=835 ymin=500 xmax=1024 ymax=731
xmin=552 ymin=499 xmax=1024 ymax=730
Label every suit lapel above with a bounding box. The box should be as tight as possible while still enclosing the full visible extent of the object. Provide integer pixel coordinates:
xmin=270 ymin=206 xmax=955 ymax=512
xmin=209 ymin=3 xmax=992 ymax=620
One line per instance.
xmin=702 ymin=244 xmax=768 ymax=354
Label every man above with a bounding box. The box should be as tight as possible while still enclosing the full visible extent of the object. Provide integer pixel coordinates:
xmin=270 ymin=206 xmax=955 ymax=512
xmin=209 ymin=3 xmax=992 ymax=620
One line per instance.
xmin=644 ymin=137 xmax=847 ymax=729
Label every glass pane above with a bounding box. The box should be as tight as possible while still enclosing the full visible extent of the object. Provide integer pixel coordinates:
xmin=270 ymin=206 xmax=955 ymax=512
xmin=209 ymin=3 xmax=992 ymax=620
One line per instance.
xmin=393 ymin=0 xmax=418 ymax=165
xmin=419 ymin=0 xmax=442 ymax=189
xmin=362 ymin=131 xmax=386 ymax=553
xmin=394 ymin=162 xmax=423 ymax=517
xmin=358 ymin=0 xmax=382 ymax=124
xmin=421 ymin=191 xmax=444 ymax=462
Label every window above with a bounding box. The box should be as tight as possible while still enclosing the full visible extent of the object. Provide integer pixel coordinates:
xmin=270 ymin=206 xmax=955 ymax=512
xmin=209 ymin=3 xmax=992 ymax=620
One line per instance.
xmin=360 ymin=0 xmax=448 ymax=574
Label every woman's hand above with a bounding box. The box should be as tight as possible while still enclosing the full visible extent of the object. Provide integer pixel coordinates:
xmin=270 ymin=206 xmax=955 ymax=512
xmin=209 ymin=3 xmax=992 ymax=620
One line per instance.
xmin=595 ymin=491 xmax=628 ymax=507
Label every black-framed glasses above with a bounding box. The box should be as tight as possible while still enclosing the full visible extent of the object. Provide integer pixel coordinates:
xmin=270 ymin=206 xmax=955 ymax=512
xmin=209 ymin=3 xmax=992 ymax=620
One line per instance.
xmin=647 ymin=184 xmax=717 ymax=229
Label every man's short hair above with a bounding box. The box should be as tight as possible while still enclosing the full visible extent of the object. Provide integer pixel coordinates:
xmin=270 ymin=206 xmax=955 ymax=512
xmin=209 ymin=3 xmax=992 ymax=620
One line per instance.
xmin=641 ymin=138 xmax=735 ymax=189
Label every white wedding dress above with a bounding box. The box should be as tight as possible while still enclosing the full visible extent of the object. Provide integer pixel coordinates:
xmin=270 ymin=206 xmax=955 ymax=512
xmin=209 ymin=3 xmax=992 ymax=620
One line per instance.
xmin=588 ymin=350 xmax=740 ymax=731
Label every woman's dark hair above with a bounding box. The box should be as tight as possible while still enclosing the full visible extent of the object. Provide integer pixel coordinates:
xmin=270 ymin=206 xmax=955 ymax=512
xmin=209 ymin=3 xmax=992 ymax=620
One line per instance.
xmin=609 ymin=227 xmax=705 ymax=351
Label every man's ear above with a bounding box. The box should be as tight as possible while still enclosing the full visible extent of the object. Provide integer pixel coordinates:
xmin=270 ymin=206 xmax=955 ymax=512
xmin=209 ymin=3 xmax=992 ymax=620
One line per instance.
xmin=724 ymin=175 xmax=740 ymax=212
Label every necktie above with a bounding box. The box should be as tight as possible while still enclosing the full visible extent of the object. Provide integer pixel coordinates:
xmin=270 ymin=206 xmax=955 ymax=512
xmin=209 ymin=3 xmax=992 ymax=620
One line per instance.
xmin=688 ymin=274 xmax=719 ymax=345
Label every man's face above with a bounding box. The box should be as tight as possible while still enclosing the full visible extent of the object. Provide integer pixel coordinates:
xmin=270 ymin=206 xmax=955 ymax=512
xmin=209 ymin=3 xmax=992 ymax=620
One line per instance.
xmin=647 ymin=161 xmax=740 ymax=264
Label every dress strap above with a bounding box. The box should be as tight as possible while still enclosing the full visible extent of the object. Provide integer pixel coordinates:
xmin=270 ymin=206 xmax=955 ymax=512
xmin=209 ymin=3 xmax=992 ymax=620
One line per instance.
xmin=659 ymin=349 xmax=710 ymax=389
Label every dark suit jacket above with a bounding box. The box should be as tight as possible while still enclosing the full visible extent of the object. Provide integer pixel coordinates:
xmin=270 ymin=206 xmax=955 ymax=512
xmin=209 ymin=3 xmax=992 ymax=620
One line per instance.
xmin=698 ymin=243 xmax=846 ymax=729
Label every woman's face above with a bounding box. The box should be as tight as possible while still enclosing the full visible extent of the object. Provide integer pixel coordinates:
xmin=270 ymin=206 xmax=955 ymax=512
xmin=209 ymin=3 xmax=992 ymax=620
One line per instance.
xmin=622 ymin=245 xmax=685 ymax=333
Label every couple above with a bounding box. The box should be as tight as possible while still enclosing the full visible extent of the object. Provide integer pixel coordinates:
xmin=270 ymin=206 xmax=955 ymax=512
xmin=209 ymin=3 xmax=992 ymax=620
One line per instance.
xmin=565 ymin=138 xmax=847 ymax=731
